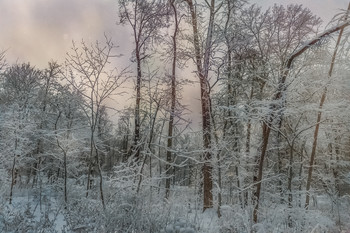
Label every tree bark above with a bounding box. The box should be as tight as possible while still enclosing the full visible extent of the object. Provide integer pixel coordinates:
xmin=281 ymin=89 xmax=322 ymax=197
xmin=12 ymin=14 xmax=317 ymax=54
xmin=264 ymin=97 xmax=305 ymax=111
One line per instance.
xmin=305 ymin=5 xmax=349 ymax=208
xmin=165 ymin=0 xmax=179 ymax=200
xmin=137 ymin=99 xmax=160 ymax=194
xmin=253 ymin=21 xmax=349 ymax=223
xmin=185 ymin=0 xmax=219 ymax=211
xmin=94 ymin=142 xmax=106 ymax=210
xmin=131 ymin=44 xmax=142 ymax=160
xmin=64 ymin=151 xmax=67 ymax=204
xmin=9 ymin=156 xmax=16 ymax=205
xmin=86 ymin=162 xmax=92 ymax=198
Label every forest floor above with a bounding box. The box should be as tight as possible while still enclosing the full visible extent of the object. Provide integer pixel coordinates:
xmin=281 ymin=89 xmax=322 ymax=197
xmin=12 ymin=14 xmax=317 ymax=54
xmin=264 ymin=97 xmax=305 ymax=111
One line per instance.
xmin=0 ymin=185 xmax=219 ymax=232
xmin=1 ymin=183 xmax=350 ymax=232
xmin=1 ymin=188 xmax=68 ymax=232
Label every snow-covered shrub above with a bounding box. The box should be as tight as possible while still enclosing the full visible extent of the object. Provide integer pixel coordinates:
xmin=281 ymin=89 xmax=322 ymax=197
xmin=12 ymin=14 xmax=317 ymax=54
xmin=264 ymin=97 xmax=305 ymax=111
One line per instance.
xmin=64 ymin=186 xmax=173 ymax=232
xmin=253 ymin=205 xmax=335 ymax=233
xmin=161 ymin=218 xmax=196 ymax=233
xmin=218 ymin=204 xmax=252 ymax=233
xmin=0 ymin=198 xmax=60 ymax=233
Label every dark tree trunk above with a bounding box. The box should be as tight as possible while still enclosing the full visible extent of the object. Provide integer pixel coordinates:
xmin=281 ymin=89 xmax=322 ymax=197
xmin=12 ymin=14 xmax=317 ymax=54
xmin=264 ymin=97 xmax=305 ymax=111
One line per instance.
xmin=9 ymin=156 xmax=16 ymax=205
xmin=252 ymin=21 xmax=349 ymax=222
xmin=305 ymin=13 xmax=348 ymax=207
xmin=130 ymin=46 xmax=142 ymax=160
xmin=165 ymin=0 xmax=179 ymax=200
xmin=186 ymin=0 xmax=217 ymax=211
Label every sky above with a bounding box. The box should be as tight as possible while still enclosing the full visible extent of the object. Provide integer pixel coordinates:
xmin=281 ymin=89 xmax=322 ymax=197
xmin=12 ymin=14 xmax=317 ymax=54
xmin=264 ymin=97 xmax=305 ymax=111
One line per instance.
xmin=1 ymin=0 xmax=348 ymax=66
xmin=0 ymin=0 xmax=129 ymax=67
xmin=0 ymin=0 xmax=349 ymax=126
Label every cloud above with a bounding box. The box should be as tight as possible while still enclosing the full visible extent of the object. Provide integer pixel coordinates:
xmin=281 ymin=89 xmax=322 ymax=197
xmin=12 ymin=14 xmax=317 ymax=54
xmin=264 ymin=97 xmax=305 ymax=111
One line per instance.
xmin=2 ymin=0 xmax=346 ymax=67
xmin=1 ymin=0 xmax=348 ymax=125
xmin=0 ymin=0 xmax=129 ymax=67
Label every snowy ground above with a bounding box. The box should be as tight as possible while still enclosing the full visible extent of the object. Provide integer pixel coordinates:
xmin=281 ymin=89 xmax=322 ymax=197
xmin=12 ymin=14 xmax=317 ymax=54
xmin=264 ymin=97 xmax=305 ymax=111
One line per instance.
xmin=1 ymin=184 xmax=350 ymax=232
xmin=0 ymin=187 xmax=68 ymax=232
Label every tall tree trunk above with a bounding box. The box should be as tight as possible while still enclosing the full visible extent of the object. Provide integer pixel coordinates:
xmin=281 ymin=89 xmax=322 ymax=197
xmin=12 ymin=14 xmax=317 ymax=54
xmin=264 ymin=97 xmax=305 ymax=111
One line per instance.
xmin=165 ymin=0 xmax=179 ymax=200
xmin=253 ymin=123 xmax=271 ymax=222
xmin=10 ymin=133 xmax=19 ymax=204
xmin=137 ymin=100 xmax=160 ymax=194
xmin=252 ymin=22 xmax=349 ymax=222
xmin=288 ymin=141 xmax=295 ymax=209
xmin=132 ymin=47 xmax=142 ymax=160
xmin=94 ymin=143 xmax=106 ymax=210
xmin=209 ymin=96 xmax=221 ymax=217
xmin=55 ymin=111 xmax=68 ymax=204
xmin=185 ymin=0 xmax=219 ymax=211
xmin=305 ymin=7 xmax=348 ymax=206
xmin=332 ymin=136 xmax=340 ymax=196
xmin=9 ymin=156 xmax=16 ymax=205
xmin=86 ymin=162 xmax=92 ymax=198
xmin=222 ymin=0 xmax=244 ymax=208
xmin=244 ymin=87 xmax=254 ymax=207
xmin=91 ymin=108 xmax=105 ymax=209
xmin=64 ymin=151 xmax=67 ymax=204
xmin=201 ymin=70 xmax=213 ymax=210
xmin=158 ymin=118 xmax=166 ymax=194
xmin=298 ymin=142 xmax=306 ymax=207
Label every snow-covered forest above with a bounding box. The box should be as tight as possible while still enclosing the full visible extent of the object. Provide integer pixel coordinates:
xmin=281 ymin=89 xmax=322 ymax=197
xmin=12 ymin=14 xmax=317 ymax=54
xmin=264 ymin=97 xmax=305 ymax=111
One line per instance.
xmin=1 ymin=0 xmax=350 ymax=232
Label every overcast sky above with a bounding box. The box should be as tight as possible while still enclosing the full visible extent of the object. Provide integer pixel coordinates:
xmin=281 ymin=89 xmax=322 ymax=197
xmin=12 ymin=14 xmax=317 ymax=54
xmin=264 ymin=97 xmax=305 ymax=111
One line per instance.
xmin=1 ymin=0 xmax=348 ymax=67
xmin=0 ymin=0 xmax=348 ymax=126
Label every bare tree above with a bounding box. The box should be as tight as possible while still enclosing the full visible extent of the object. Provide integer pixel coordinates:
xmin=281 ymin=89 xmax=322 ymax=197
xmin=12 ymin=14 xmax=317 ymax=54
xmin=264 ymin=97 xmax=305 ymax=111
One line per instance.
xmin=1 ymin=63 xmax=41 ymax=204
xmin=185 ymin=0 xmax=223 ymax=210
xmin=53 ymin=88 xmax=83 ymax=205
xmin=247 ymin=5 xmax=348 ymax=222
xmin=164 ymin=0 xmax=181 ymax=200
xmin=118 ymin=0 xmax=168 ymax=160
xmin=65 ymin=37 xmax=127 ymax=209
xmin=305 ymin=3 xmax=350 ymax=209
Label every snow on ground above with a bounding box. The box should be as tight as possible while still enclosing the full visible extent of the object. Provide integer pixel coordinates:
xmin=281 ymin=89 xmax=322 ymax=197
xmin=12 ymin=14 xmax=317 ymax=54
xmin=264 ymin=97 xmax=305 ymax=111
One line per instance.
xmin=1 ymin=184 xmax=350 ymax=232
xmin=0 ymin=188 xmax=68 ymax=233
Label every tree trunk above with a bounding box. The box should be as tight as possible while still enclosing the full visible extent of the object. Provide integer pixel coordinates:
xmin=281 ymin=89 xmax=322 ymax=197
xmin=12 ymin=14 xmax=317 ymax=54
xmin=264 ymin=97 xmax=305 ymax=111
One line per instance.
xmin=132 ymin=46 xmax=142 ymax=160
xmin=95 ymin=145 xmax=105 ymax=210
xmin=253 ymin=123 xmax=270 ymax=223
xmin=158 ymin=118 xmax=166 ymax=194
xmin=137 ymin=100 xmax=160 ymax=194
xmin=64 ymin=151 xmax=67 ymax=204
xmin=288 ymin=141 xmax=295 ymax=209
xmin=210 ymin=96 xmax=221 ymax=217
xmin=91 ymin=119 xmax=105 ymax=209
xmin=185 ymin=0 xmax=217 ymax=211
xmin=201 ymin=79 xmax=213 ymax=210
xmin=86 ymin=162 xmax=92 ymax=198
xmin=55 ymin=111 xmax=68 ymax=204
xmin=331 ymin=137 xmax=340 ymax=196
xmin=165 ymin=0 xmax=179 ymax=200
xmin=252 ymin=21 xmax=349 ymax=222
xmin=305 ymin=5 xmax=348 ymax=208
xmin=9 ymin=156 xmax=16 ymax=205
